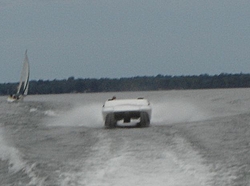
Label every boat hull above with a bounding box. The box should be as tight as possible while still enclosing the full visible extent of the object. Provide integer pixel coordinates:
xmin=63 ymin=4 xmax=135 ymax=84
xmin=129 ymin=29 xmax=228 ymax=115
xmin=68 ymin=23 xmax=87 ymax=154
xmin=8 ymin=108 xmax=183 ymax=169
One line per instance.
xmin=102 ymin=98 xmax=152 ymax=128
xmin=7 ymin=96 xmax=24 ymax=103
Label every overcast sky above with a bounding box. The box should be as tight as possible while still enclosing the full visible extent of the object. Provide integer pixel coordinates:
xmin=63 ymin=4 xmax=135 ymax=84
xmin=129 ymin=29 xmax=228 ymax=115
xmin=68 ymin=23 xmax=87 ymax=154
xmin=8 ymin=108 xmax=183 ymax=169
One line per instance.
xmin=1 ymin=0 xmax=250 ymax=83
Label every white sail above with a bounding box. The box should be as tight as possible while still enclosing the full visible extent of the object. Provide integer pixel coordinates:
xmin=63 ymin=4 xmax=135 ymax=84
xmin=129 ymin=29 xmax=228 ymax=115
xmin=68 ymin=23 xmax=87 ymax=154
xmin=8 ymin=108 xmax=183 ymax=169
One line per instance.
xmin=7 ymin=50 xmax=30 ymax=103
xmin=17 ymin=50 xmax=30 ymax=96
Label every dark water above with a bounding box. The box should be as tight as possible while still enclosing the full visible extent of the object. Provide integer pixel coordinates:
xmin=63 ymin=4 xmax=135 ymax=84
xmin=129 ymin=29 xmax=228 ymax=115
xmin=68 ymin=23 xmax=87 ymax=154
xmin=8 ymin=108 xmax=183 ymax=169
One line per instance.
xmin=0 ymin=89 xmax=250 ymax=185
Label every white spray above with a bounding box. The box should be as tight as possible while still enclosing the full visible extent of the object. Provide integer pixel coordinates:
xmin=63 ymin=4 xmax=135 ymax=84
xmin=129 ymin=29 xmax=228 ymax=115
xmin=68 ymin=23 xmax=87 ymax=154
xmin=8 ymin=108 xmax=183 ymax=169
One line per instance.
xmin=151 ymin=99 xmax=208 ymax=125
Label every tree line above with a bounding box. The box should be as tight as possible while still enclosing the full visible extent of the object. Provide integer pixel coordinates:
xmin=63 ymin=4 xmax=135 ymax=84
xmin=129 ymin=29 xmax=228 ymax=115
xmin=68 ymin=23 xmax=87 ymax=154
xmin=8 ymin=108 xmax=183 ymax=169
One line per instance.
xmin=1 ymin=73 xmax=250 ymax=95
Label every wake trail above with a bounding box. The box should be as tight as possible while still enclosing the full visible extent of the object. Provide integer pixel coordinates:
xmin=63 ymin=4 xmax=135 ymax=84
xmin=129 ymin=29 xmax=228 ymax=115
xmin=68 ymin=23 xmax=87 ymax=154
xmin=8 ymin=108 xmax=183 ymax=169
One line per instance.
xmin=41 ymin=98 xmax=215 ymax=185
xmin=59 ymin=128 xmax=214 ymax=186
xmin=0 ymin=125 xmax=46 ymax=186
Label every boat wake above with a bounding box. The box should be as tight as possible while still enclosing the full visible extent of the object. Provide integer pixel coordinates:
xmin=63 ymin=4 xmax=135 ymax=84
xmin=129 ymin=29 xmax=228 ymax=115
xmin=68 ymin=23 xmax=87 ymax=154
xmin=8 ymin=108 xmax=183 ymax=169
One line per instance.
xmin=0 ymin=125 xmax=45 ymax=186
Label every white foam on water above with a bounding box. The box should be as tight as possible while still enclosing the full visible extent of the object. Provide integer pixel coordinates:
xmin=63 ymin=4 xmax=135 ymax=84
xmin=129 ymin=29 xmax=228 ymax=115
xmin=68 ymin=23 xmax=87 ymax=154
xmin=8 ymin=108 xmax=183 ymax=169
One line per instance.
xmin=44 ymin=109 xmax=58 ymax=116
xmin=0 ymin=125 xmax=26 ymax=173
xmin=47 ymin=103 xmax=103 ymax=128
xmin=30 ymin=107 xmax=59 ymax=117
xmin=29 ymin=108 xmax=38 ymax=112
xmin=151 ymin=99 xmax=209 ymax=125
xmin=169 ymin=136 xmax=215 ymax=185
xmin=0 ymin=125 xmax=45 ymax=186
xmin=58 ymin=132 xmax=214 ymax=186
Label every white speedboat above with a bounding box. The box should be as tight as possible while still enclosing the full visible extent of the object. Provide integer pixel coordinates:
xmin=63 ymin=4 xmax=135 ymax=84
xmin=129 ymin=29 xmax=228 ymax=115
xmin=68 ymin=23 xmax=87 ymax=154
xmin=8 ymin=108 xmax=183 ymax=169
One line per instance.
xmin=102 ymin=98 xmax=152 ymax=128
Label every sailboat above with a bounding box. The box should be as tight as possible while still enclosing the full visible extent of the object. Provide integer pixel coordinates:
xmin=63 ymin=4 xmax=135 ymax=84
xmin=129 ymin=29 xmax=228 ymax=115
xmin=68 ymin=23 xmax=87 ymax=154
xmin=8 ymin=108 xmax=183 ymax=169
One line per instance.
xmin=7 ymin=50 xmax=30 ymax=103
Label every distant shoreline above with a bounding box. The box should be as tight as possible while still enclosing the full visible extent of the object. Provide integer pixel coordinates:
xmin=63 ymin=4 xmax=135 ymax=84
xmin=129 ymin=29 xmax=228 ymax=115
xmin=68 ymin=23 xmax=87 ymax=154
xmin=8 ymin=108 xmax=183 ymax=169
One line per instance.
xmin=1 ymin=73 xmax=250 ymax=95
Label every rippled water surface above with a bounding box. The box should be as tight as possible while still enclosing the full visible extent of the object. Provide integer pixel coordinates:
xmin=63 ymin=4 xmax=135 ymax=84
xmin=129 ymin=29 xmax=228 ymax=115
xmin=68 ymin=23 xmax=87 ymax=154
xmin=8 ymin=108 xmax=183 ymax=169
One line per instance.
xmin=1 ymin=89 xmax=250 ymax=186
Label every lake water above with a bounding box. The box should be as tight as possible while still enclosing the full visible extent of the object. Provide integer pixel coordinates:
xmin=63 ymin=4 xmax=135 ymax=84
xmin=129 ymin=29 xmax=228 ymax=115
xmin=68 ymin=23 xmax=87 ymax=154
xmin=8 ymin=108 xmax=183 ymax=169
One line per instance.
xmin=0 ymin=89 xmax=250 ymax=186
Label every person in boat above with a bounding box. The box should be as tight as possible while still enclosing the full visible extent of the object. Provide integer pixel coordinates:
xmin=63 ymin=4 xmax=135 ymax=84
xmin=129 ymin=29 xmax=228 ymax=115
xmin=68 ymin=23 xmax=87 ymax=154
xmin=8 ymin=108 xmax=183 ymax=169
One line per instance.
xmin=10 ymin=94 xmax=20 ymax=100
xmin=108 ymin=96 xmax=116 ymax=101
